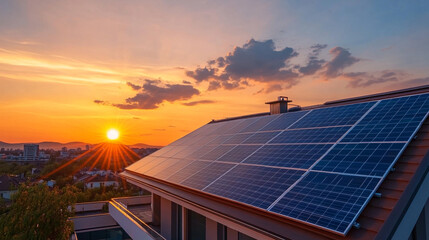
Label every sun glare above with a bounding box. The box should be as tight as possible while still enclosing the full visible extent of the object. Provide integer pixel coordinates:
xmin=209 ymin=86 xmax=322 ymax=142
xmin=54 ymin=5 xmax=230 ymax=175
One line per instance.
xmin=107 ymin=129 xmax=119 ymax=140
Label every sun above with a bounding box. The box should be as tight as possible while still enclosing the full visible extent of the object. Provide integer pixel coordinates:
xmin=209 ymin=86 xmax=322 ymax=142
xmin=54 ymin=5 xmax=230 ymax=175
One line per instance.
xmin=107 ymin=129 xmax=120 ymax=140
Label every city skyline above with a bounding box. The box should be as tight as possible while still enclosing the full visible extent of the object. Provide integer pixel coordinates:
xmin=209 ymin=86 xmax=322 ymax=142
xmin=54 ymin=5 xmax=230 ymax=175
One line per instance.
xmin=1 ymin=1 xmax=429 ymax=145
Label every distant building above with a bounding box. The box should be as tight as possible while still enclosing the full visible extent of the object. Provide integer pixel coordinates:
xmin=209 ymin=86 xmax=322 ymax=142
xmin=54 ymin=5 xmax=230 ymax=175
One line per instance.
xmin=23 ymin=144 xmax=39 ymax=161
xmin=0 ymin=175 xmax=22 ymax=199
xmin=85 ymin=145 xmax=91 ymax=151
xmin=84 ymin=175 xmax=119 ymax=189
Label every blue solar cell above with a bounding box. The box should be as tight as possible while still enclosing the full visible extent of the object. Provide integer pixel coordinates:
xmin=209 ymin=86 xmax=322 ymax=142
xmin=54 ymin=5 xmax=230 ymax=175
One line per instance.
xmin=242 ymin=131 xmax=280 ymax=144
xmin=167 ymin=160 xmax=212 ymax=184
xmin=152 ymin=159 xmax=194 ymax=180
xmin=291 ymin=102 xmax=375 ymax=129
xmin=239 ymin=115 xmax=279 ymax=133
xmin=222 ymin=133 xmax=253 ymax=144
xmin=243 ymin=144 xmax=332 ymax=169
xmin=270 ymin=126 xmax=350 ymax=144
xmin=313 ymin=143 xmax=405 ymax=176
xmin=270 ymin=172 xmax=379 ymax=234
xmin=207 ymin=135 xmax=233 ymax=145
xmin=228 ymin=118 xmax=259 ymax=134
xmin=200 ymin=145 xmax=236 ymax=161
xmin=260 ymin=110 xmax=308 ymax=131
xmin=185 ymin=145 xmax=217 ymax=159
xmin=216 ymin=145 xmax=262 ymax=163
xmin=342 ymin=93 xmax=429 ymax=142
xmin=181 ymin=162 xmax=237 ymax=190
xmin=134 ymin=157 xmax=169 ymax=173
xmin=204 ymin=165 xmax=304 ymax=209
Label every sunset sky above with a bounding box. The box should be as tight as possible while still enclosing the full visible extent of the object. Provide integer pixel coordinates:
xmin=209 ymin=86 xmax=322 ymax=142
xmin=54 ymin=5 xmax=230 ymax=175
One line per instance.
xmin=1 ymin=1 xmax=428 ymax=146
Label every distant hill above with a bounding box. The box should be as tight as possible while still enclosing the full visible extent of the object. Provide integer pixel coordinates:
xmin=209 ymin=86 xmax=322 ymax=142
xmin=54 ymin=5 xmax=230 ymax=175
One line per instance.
xmin=128 ymin=143 xmax=163 ymax=149
xmin=0 ymin=141 xmax=162 ymax=151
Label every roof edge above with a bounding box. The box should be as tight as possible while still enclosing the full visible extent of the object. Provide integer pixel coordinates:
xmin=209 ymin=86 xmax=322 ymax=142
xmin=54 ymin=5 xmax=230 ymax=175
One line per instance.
xmin=376 ymin=150 xmax=429 ymax=240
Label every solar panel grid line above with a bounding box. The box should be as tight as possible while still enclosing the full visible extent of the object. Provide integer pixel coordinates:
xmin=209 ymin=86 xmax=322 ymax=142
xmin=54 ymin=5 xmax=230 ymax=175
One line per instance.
xmin=179 ymin=162 xmax=238 ymax=190
xmin=289 ymin=102 xmax=376 ymax=129
xmin=266 ymin=101 xmax=381 ymax=211
xmin=243 ymin=144 xmax=333 ymax=169
xmin=237 ymin=162 xmax=308 ymax=172
xmin=238 ymin=114 xmax=282 ymax=133
xmin=270 ymin=126 xmax=350 ymax=144
xmin=309 ymin=169 xmax=383 ymax=179
xmin=201 ymin=110 xmax=313 ymax=191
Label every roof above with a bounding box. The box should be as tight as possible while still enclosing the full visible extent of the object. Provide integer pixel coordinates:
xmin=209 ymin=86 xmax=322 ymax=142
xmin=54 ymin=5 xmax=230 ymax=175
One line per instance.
xmin=0 ymin=175 xmax=21 ymax=191
xmin=121 ymin=84 xmax=429 ymax=239
xmin=84 ymin=174 xmax=119 ymax=183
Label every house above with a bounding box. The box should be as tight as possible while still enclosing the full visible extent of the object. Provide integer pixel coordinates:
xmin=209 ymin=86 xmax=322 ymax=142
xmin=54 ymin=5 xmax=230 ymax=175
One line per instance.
xmin=0 ymin=175 xmax=22 ymax=200
xmin=76 ymin=84 xmax=429 ymax=240
xmin=84 ymin=174 xmax=120 ymax=189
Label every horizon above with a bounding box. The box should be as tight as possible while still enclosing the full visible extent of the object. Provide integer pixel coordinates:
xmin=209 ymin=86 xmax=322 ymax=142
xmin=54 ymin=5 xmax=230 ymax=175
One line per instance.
xmin=1 ymin=1 xmax=429 ymax=146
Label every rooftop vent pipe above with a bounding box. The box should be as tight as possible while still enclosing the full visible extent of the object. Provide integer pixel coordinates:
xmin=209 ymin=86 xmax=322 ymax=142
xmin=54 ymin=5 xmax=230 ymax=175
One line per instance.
xmin=265 ymin=96 xmax=292 ymax=115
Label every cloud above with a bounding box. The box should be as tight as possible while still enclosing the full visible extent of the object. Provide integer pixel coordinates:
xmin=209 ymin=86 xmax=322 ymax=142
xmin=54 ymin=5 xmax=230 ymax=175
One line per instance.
xmin=388 ymin=77 xmax=429 ymax=89
xmin=94 ymin=99 xmax=108 ymax=105
xmin=186 ymin=39 xmax=299 ymax=90
xmin=182 ymin=80 xmax=192 ymax=84
xmin=108 ymin=80 xmax=200 ymax=109
xmin=324 ymin=47 xmax=360 ymax=78
xmin=185 ymin=67 xmax=217 ymax=82
xmin=181 ymin=100 xmax=216 ymax=106
xmin=344 ymin=70 xmax=404 ymax=88
xmin=126 ymin=82 xmax=142 ymax=90
xmin=298 ymin=44 xmax=327 ymax=75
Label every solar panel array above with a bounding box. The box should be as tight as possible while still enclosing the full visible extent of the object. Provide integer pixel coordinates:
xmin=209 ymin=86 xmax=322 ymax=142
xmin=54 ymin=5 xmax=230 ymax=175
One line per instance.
xmin=126 ymin=93 xmax=429 ymax=235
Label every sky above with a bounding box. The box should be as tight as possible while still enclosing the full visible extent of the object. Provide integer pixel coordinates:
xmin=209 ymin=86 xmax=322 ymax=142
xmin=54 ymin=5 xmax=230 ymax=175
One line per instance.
xmin=0 ymin=0 xmax=428 ymax=146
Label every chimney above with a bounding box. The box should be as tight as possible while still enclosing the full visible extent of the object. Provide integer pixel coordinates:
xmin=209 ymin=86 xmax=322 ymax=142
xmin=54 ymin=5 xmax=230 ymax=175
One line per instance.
xmin=265 ymin=96 xmax=292 ymax=114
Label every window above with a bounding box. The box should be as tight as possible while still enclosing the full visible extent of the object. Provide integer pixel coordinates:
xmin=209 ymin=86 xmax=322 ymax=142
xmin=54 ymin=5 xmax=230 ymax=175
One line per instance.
xmin=171 ymin=203 xmax=182 ymax=240
xmin=187 ymin=210 xmax=206 ymax=240
xmin=238 ymin=232 xmax=256 ymax=240
xmin=217 ymin=223 xmax=227 ymax=240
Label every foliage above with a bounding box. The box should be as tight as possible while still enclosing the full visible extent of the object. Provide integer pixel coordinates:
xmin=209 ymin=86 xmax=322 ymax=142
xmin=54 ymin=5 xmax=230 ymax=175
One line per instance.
xmin=0 ymin=161 xmax=34 ymax=176
xmin=0 ymin=184 xmax=77 ymax=240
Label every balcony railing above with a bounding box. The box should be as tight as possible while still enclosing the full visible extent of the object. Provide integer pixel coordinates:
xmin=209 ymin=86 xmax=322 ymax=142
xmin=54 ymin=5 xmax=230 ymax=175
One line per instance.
xmin=109 ymin=198 xmax=165 ymax=240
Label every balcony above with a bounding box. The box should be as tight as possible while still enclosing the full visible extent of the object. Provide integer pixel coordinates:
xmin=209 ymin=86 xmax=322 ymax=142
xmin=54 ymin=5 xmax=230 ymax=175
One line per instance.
xmin=70 ymin=196 xmax=164 ymax=240
xmin=109 ymin=196 xmax=165 ymax=240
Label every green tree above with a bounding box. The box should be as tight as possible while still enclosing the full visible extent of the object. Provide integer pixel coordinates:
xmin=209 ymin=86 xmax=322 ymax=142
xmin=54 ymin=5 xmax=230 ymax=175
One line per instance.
xmin=0 ymin=184 xmax=77 ymax=240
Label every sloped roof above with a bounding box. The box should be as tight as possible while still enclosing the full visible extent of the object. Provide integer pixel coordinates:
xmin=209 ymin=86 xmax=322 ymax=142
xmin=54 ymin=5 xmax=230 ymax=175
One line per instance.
xmin=121 ymin=84 xmax=429 ymax=239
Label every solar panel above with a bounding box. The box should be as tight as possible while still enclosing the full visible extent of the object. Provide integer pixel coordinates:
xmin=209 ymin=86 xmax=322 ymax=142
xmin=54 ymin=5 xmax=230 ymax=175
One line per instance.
xmin=342 ymin=93 xmax=429 ymax=142
xmin=270 ymin=126 xmax=350 ymax=144
xmin=269 ymin=172 xmax=379 ymax=234
xmin=313 ymin=143 xmax=405 ymax=176
xmin=181 ymin=162 xmax=237 ymax=190
xmin=290 ymin=102 xmax=375 ymax=129
xmin=242 ymin=131 xmax=280 ymax=144
xmin=260 ymin=110 xmax=308 ymax=131
xmin=204 ymin=165 xmax=304 ymax=209
xmin=167 ymin=160 xmax=212 ymax=184
xmin=222 ymin=133 xmax=253 ymax=144
xmin=239 ymin=114 xmax=279 ymax=133
xmin=243 ymin=144 xmax=332 ymax=169
xmin=200 ymin=145 xmax=236 ymax=161
xmin=126 ymin=92 xmax=429 ymax=236
xmin=216 ymin=145 xmax=262 ymax=163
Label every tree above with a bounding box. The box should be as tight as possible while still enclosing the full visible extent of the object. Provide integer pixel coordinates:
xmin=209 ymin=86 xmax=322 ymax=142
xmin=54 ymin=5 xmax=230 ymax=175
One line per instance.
xmin=0 ymin=184 xmax=77 ymax=240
